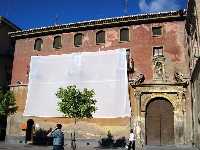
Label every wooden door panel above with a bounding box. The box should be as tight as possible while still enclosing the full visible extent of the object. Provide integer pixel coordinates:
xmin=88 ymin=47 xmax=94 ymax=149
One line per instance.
xmin=160 ymin=100 xmax=174 ymax=145
xmin=161 ymin=116 xmax=174 ymax=145
xmin=146 ymin=116 xmax=160 ymax=145
xmin=146 ymin=99 xmax=174 ymax=145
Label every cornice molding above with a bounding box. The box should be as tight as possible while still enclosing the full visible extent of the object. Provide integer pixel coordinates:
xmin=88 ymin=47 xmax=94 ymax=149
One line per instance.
xmin=9 ymin=10 xmax=186 ymax=39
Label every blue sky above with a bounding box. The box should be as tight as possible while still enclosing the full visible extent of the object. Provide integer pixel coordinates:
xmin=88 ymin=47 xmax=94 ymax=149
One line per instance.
xmin=0 ymin=0 xmax=188 ymax=30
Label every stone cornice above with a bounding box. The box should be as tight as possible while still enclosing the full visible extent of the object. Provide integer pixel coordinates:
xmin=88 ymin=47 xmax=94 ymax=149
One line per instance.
xmin=129 ymin=82 xmax=188 ymax=88
xmin=9 ymin=10 xmax=186 ymax=39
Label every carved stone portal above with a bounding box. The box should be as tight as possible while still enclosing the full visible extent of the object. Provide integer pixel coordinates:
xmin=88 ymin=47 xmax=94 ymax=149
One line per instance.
xmin=131 ymin=84 xmax=187 ymax=149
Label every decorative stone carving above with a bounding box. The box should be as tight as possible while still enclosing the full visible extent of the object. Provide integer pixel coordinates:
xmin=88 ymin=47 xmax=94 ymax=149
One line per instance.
xmin=130 ymin=74 xmax=145 ymax=86
xmin=155 ymin=62 xmax=163 ymax=78
xmin=174 ymin=71 xmax=185 ymax=83
xmin=153 ymin=56 xmax=165 ymax=81
xmin=174 ymin=72 xmax=183 ymax=82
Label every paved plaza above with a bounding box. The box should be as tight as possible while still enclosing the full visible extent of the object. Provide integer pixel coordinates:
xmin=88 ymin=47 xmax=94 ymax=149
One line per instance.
xmin=0 ymin=142 xmax=199 ymax=150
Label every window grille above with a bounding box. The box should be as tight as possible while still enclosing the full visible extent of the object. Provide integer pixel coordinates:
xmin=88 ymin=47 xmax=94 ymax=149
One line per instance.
xmin=153 ymin=46 xmax=163 ymax=57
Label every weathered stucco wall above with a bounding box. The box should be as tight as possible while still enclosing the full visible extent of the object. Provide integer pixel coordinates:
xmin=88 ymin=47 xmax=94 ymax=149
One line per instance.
xmin=7 ymin=86 xmax=130 ymax=140
xmin=12 ymin=21 xmax=187 ymax=85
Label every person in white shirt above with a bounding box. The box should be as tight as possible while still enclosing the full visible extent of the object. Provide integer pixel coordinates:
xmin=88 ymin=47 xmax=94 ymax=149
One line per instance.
xmin=128 ymin=129 xmax=135 ymax=150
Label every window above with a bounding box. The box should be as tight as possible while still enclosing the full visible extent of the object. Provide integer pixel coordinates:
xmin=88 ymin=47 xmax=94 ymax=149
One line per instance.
xmin=153 ymin=46 xmax=163 ymax=57
xmin=120 ymin=28 xmax=129 ymax=41
xmin=152 ymin=26 xmax=162 ymax=36
xmin=96 ymin=30 xmax=105 ymax=44
xmin=74 ymin=33 xmax=83 ymax=47
xmin=53 ymin=36 xmax=62 ymax=49
xmin=34 ymin=38 xmax=43 ymax=50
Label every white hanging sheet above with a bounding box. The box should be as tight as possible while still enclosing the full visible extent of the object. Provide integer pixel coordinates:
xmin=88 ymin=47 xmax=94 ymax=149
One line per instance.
xmin=24 ymin=48 xmax=131 ymax=118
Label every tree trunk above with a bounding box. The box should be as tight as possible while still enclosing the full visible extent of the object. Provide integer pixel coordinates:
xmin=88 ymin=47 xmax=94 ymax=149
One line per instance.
xmin=71 ymin=118 xmax=77 ymax=150
xmin=74 ymin=117 xmax=76 ymax=141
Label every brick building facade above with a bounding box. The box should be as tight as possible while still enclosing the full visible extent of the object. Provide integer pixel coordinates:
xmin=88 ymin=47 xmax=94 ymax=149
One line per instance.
xmin=0 ymin=16 xmax=20 ymax=89
xmin=7 ymin=10 xmax=192 ymax=148
xmin=0 ymin=16 xmax=20 ymax=140
xmin=186 ymin=0 xmax=200 ymax=149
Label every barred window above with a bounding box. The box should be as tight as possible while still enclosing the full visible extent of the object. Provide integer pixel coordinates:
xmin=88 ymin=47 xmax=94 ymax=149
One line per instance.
xmin=153 ymin=46 xmax=163 ymax=57
xmin=34 ymin=38 xmax=43 ymax=51
xmin=152 ymin=26 xmax=162 ymax=36
xmin=74 ymin=33 xmax=83 ymax=47
xmin=53 ymin=36 xmax=62 ymax=49
xmin=96 ymin=30 xmax=105 ymax=44
xmin=120 ymin=28 xmax=129 ymax=41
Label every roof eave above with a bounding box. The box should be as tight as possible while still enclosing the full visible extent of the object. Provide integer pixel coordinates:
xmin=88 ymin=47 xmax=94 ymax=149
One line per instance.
xmin=9 ymin=10 xmax=186 ymax=38
xmin=0 ymin=16 xmax=21 ymax=31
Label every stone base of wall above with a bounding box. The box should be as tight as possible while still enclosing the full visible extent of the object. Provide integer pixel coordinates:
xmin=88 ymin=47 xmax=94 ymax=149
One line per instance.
xmin=6 ymin=113 xmax=131 ymax=142
xmin=5 ymin=135 xmax=26 ymax=144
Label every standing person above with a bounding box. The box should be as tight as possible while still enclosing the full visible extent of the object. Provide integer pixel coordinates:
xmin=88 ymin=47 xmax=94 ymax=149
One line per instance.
xmin=47 ymin=124 xmax=64 ymax=150
xmin=128 ymin=129 xmax=135 ymax=150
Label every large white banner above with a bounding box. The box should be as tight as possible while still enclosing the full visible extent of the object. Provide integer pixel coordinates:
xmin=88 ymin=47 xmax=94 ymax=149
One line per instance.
xmin=24 ymin=48 xmax=131 ymax=118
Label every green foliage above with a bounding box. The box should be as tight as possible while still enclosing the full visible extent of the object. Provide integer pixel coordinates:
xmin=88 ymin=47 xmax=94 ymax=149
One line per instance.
xmin=0 ymin=90 xmax=17 ymax=117
xmin=56 ymin=85 xmax=97 ymax=119
xmin=98 ymin=131 xmax=127 ymax=148
xmin=33 ymin=128 xmax=53 ymax=145
xmin=99 ymin=130 xmax=114 ymax=147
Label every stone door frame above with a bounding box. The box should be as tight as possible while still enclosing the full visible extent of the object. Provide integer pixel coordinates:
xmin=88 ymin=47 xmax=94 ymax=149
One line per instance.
xmin=130 ymin=84 xmax=187 ymax=149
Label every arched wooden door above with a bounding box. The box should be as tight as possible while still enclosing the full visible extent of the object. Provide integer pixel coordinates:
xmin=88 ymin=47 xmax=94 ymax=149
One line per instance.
xmin=146 ymin=98 xmax=174 ymax=145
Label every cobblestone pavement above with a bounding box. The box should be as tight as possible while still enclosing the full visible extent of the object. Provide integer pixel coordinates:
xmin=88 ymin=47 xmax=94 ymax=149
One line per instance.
xmin=0 ymin=144 xmax=126 ymax=150
xmin=0 ymin=142 xmax=125 ymax=150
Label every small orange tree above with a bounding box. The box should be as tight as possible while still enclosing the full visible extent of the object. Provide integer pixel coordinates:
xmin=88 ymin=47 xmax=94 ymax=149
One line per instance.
xmin=56 ymin=85 xmax=97 ymax=148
